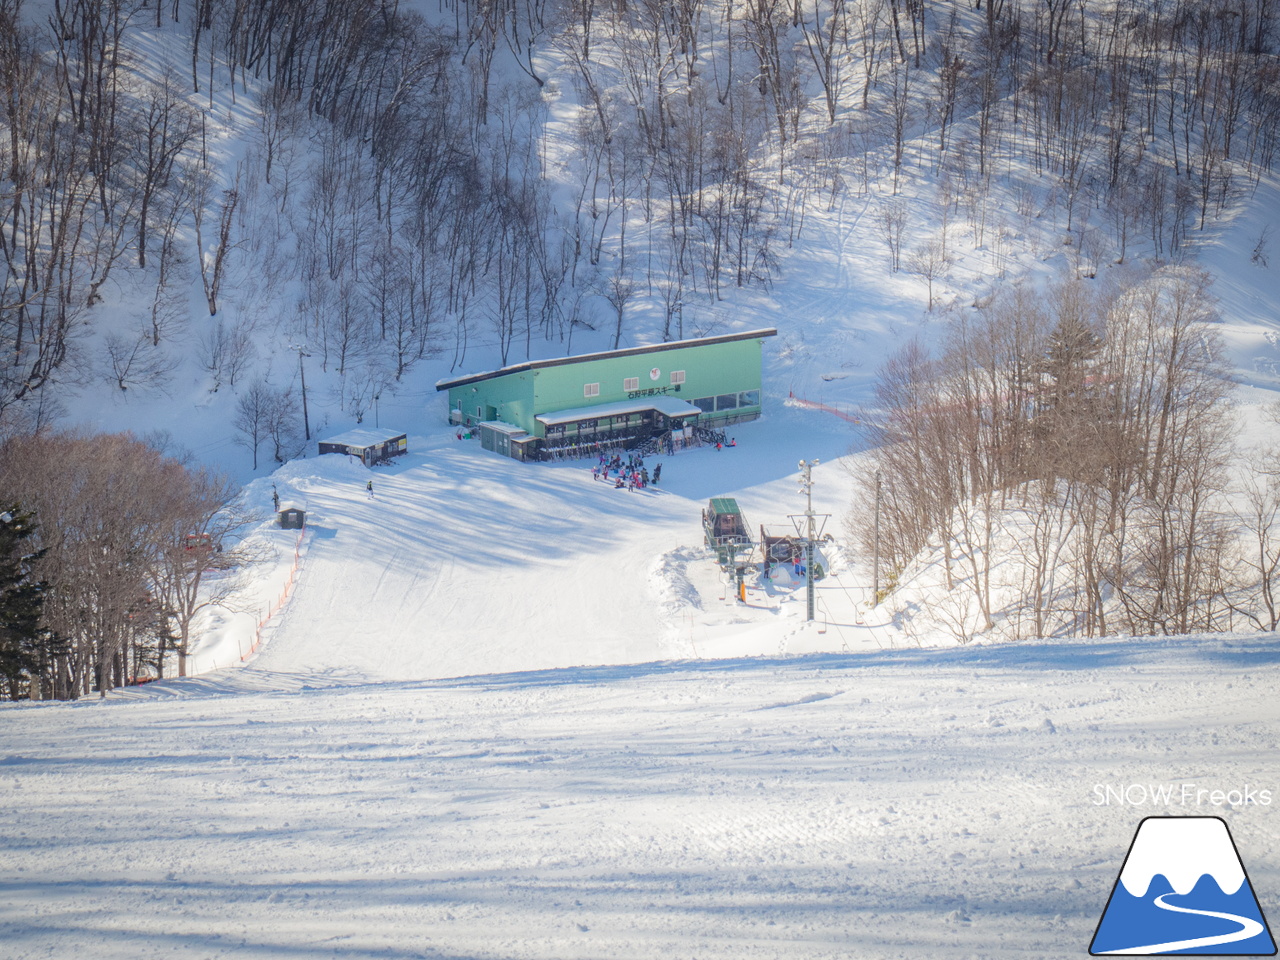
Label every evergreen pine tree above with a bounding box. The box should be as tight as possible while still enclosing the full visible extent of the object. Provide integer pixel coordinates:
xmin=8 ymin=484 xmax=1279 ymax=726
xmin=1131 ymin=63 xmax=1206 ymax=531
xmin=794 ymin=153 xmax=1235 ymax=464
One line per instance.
xmin=0 ymin=504 xmax=58 ymax=699
xmin=1035 ymin=308 xmax=1106 ymax=482
xmin=1042 ymin=310 xmax=1103 ymax=407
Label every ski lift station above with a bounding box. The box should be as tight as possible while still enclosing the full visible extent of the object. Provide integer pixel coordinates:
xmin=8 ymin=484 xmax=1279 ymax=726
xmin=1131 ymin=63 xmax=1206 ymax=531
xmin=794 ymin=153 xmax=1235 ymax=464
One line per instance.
xmin=435 ymin=329 xmax=777 ymax=461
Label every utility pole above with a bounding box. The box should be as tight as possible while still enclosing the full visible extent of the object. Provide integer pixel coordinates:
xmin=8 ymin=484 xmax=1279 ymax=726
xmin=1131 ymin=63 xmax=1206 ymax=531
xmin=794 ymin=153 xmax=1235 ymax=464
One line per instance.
xmin=873 ymin=469 xmax=881 ymax=603
xmin=798 ymin=459 xmax=819 ymax=622
xmin=290 ymin=344 xmax=312 ymax=441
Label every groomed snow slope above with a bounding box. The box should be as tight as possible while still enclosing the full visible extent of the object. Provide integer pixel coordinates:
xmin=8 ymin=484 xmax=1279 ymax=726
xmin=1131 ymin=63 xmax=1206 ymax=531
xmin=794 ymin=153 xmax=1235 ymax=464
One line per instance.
xmin=3 ymin=636 xmax=1279 ymax=959
xmin=4 ymin=406 xmax=1280 ymax=959
xmin=196 ymin=401 xmax=896 ymax=683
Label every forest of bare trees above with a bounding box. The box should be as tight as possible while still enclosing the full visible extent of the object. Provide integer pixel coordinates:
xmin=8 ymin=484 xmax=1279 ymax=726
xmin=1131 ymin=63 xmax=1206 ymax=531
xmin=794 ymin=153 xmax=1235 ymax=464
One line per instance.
xmin=848 ymin=266 xmax=1273 ymax=641
xmin=1 ymin=0 xmax=1278 ymax=430
xmin=0 ymin=431 xmax=258 ymax=699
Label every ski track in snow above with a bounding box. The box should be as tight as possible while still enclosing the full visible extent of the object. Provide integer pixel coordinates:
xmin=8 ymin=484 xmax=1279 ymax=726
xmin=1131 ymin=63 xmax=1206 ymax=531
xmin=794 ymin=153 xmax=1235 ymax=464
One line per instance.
xmin=4 ymin=631 xmax=1280 ymax=958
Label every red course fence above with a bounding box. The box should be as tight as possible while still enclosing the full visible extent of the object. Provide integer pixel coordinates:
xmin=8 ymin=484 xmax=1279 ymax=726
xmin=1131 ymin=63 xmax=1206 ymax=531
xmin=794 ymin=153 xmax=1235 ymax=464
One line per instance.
xmin=787 ymin=391 xmax=861 ymax=424
xmin=242 ymin=526 xmax=308 ymax=662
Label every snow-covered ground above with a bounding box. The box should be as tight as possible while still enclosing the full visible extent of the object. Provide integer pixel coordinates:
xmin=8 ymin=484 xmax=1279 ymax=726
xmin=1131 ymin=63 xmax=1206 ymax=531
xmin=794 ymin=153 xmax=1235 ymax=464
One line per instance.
xmin=5 ymin=404 xmax=1280 ymax=958
xmin=188 ymin=400 xmax=893 ymax=679
xmin=4 ymin=631 xmax=1279 ymax=959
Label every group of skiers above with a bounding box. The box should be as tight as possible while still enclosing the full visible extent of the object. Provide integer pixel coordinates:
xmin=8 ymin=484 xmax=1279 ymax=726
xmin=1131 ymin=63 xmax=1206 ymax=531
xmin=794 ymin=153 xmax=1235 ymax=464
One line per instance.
xmin=592 ymin=452 xmax=661 ymax=491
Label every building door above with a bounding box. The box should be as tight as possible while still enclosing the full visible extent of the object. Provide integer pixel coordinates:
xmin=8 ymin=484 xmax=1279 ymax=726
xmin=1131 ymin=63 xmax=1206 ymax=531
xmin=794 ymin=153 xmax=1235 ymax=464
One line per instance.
xmin=485 ymin=405 xmax=498 ymax=421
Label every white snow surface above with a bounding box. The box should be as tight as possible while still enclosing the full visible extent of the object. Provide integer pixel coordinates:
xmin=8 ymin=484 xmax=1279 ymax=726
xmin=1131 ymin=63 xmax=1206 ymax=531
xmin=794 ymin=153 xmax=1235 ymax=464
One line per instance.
xmin=1118 ymin=818 xmax=1247 ymax=897
xmin=192 ymin=403 xmax=890 ymax=683
xmin=4 ymin=630 xmax=1280 ymax=958
xmin=4 ymin=413 xmax=1280 ymax=959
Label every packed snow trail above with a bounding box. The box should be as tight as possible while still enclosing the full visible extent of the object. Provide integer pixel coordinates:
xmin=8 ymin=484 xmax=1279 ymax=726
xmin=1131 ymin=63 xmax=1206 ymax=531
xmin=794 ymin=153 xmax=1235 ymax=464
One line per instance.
xmin=4 ymin=635 xmax=1280 ymax=959
xmin=232 ymin=409 xmax=871 ymax=687
xmin=252 ymin=441 xmax=696 ymax=681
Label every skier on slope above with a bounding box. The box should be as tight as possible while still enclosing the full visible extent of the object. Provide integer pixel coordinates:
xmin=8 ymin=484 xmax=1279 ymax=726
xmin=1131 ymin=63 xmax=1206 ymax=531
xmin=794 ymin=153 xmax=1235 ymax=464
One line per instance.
xmin=366 ymin=479 xmax=374 ymax=500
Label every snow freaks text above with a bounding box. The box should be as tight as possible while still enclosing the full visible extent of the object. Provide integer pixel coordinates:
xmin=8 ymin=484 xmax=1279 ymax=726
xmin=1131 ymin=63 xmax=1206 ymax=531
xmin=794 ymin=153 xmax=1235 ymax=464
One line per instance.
xmin=1092 ymin=783 xmax=1273 ymax=806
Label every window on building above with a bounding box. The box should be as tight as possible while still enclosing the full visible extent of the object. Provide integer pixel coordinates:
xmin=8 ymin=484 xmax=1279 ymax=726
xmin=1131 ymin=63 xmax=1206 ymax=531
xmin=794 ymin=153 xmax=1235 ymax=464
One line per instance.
xmin=694 ymin=397 xmax=715 ymax=413
xmin=715 ymin=394 xmax=738 ymax=410
xmin=584 ymin=382 xmax=600 ymax=398
xmin=476 ymin=405 xmax=483 ymax=417
xmin=623 ymin=377 xmax=639 ymax=391
xmin=670 ymin=370 xmax=686 ymax=384
xmin=739 ymin=390 xmax=760 ymax=407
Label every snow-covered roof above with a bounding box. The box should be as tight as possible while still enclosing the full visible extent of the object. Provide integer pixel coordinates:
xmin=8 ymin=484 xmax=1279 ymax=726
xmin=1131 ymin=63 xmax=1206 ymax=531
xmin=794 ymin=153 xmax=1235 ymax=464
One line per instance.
xmin=435 ymin=329 xmax=777 ymax=391
xmin=318 ymin=428 xmax=407 ymax=449
xmin=535 ymin=396 xmax=701 ymax=426
xmin=478 ymin=421 xmax=529 ymax=436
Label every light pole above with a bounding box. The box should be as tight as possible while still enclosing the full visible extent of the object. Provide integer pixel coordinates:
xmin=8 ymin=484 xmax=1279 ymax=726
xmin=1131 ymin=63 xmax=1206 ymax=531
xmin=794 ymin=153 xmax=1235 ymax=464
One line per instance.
xmin=798 ymin=459 xmax=819 ymax=622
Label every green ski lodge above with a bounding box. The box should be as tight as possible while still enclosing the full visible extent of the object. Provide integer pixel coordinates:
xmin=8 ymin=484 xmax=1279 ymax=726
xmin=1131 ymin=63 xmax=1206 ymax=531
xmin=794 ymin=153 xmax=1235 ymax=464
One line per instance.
xmin=436 ymin=329 xmax=776 ymax=461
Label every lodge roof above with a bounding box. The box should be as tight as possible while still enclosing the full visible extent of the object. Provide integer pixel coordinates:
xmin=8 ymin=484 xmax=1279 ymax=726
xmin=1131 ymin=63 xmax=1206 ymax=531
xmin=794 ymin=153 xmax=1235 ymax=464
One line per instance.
xmin=435 ymin=329 xmax=778 ymax=392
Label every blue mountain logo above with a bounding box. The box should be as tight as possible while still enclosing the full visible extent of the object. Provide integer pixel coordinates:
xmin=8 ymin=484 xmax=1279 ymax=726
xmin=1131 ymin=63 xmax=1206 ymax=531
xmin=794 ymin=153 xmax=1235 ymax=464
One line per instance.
xmin=1090 ymin=816 xmax=1276 ymax=955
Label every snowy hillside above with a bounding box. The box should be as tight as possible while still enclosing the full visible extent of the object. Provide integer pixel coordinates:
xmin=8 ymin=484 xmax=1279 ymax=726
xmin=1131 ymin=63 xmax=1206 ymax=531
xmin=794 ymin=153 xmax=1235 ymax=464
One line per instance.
xmin=6 ymin=403 xmax=1280 ymax=958
xmin=5 ymin=2 xmax=1280 ymax=956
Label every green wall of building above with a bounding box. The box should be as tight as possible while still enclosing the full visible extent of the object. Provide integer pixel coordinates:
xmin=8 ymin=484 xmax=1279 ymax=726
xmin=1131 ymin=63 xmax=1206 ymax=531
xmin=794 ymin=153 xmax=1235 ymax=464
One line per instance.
xmin=531 ymin=337 xmax=762 ymax=430
xmin=441 ymin=331 xmax=772 ymax=437
xmin=448 ymin=371 xmax=536 ymax=432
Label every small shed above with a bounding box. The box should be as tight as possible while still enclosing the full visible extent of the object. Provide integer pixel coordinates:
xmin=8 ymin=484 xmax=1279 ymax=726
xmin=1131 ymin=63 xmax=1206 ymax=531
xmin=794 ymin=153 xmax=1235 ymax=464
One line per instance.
xmin=477 ymin=420 xmax=531 ymax=460
xmin=760 ymin=525 xmax=801 ymax=567
xmin=278 ymin=506 xmax=306 ymax=530
xmin=318 ymin=428 xmax=408 ymax=465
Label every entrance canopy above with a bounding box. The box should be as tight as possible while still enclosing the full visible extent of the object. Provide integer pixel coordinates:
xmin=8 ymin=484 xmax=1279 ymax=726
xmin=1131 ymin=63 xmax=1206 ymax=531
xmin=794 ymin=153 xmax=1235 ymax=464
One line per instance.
xmin=535 ymin=396 xmax=701 ymax=427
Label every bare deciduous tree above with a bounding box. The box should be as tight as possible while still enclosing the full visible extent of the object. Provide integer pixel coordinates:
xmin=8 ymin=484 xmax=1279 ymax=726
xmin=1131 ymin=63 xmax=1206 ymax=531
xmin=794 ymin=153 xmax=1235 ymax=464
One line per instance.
xmin=233 ymin=380 xmax=273 ymax=470
xmin=199 ymin=320 xmax=257 ymax=392
xmin=149 ymin=466 xmax=261 ymax=677
xmin=906 ymin=237 xmax=948 ymax=310
xmin=103 ymin=332 xmax=175 ymax=393
xmin=854 ymin=267 xmax=1236 ymax=641
xmin=0 ymin=431 xmax=258 ymax=698
xmin=877 ymin=200 xmax=908 ymax=273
